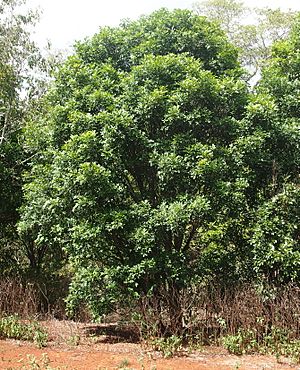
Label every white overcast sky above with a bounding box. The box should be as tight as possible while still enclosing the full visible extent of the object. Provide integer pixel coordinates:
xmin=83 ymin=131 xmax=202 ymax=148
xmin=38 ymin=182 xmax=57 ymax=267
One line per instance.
xmin=26 ymin=0 xmax=300 ymax=50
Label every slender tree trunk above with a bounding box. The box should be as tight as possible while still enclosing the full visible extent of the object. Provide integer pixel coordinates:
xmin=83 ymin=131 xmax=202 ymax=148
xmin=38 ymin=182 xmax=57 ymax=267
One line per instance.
xmin=167 ymin=282 xmax=184 ymax=336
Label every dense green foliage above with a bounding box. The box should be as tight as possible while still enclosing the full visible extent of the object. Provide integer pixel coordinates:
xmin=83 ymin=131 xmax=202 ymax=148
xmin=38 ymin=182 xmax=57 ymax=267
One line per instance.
xmin=0 ymin=2 xmax=299 ymax=338
xmin=249 ymin=21 xmax=300 ymax=284
xmin=18 ymin=10 xmax=250 ymax=326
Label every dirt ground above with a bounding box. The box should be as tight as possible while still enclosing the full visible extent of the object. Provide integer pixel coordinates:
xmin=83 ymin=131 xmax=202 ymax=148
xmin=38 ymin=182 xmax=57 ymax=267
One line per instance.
xmin=0 ymin=320 xmax=299 ymax=370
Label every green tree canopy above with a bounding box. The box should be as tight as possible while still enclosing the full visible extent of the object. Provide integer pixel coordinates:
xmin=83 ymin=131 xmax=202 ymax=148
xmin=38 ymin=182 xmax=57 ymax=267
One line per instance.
xmin=74 ymin=8 xmax=242 ymax=77
xmin=19 ymin=9 xmax=250 ymax=329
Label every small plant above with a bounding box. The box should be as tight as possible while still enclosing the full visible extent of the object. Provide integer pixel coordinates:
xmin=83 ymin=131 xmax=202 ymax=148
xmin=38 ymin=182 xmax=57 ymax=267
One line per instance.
xmin=151 ymin=335 xmax=182 ymax=358
xmin=217 ymin=317 xmax=227 ymax=330
xmin=286 ymin=340 xmax=300 ymax=364
xmin=15 ymin=353 xmax=61 ymax=369
xmin=0 ymin=315 xmax=48 ymax=348
xmin=27 ymin=353 xmax=50 ymax=369
xmin=233 ymin=361 xmax=241 ymax=370
xmin=32 ymin=324 xmax=49 ymax=349
xmin=118 ymin=358 xmax=130 ymax=369
xmin=262 ymin=326 xmax=289 ymax=350
xmin=261 ymin=328 xmax=300 ymax=364
xmin=186 ymin=333 xmax=203 ymax=353
xmin=66 ymin=334 xmax=80 ymax=346
xmin=137 ymin=355 xmax=147 ymax=370
xmin=222 ymin=329 xmax=258 ymax=355
xmin=222 ymin=326 xmax=300 ymax=364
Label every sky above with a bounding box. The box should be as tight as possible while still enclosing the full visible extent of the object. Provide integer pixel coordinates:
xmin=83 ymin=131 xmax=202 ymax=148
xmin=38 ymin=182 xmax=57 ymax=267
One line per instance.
xmin=26 ymin=0 xmax=300 ymax=50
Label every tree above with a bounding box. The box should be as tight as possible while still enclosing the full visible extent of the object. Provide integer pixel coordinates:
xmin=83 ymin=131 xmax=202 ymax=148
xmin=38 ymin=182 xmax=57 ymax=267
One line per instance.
xmin=193 ymin=0 xmax=297 ymax=79
xmin=247 ymin=17 xmax=300 ymax=284
xmin=193 ymin=0 xmax=245 ymax=34
xmin=0 ymin=0 xmax=41 ymax=143
xmin=252 ymin=185 xmax=300 ymax=284
xmin=0 ymin=0 xmax=55 ymax=277
xmin=19 ymin=9 xmax=249 ymax=331
xmin=193 ymin=2 xmax=300 ymax=285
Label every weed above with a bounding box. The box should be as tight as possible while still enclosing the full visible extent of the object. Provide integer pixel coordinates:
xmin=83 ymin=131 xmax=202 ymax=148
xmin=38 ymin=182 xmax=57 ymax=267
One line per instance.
xmin=222 ymin=326 xmax=300 ymax=364
xmin=118 ymin=358 xmax=130 ymax=368
xmin=151 ymin=335 xmax=182 ymax=358
xmin=66 ymin=334 xmax=80 ymax=346
xmin=137 ymin=355 xmax=145 ymax=370
xmin=0 ymin=315 xmax=48 ymax=348
xmin=233 ymin=362 xmax=241 ymax=370
xmin=189 ymin=333 xmax=204 ymax=351
xmin=27 ymin=353 xmax=49 ymax=369
xmin=217 ymin=317 xmax=227 ymax=330
xmin=13 ymin=353 xmax=64 ymax=369
xmin=222 ymin=329 xmax=258 ymax=355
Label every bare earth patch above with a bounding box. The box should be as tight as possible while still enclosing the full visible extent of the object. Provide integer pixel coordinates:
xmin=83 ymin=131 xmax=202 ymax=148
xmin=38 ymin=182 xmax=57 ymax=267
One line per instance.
xmin=0 ymin=320 xmax=298 ymax=369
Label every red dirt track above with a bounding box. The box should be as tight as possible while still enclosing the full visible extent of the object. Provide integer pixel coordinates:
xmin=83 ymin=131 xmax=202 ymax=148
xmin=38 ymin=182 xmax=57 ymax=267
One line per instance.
xmin=1 ymin=340 xmax=298 ymax=370
xmin=0 ymin=320 xmax=298 ymax=369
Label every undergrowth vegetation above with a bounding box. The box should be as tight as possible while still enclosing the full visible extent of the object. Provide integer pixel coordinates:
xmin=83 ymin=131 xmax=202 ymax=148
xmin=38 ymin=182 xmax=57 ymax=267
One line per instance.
xmin=222 ymin=328 xmax=300 ymax=363
xmin=0 ymin=315 xmax=48 ymax=348
xmin=2 ymin=280 xmax=300 ymax=363
xmin=129 ymin=284 xmax=300 ymax=361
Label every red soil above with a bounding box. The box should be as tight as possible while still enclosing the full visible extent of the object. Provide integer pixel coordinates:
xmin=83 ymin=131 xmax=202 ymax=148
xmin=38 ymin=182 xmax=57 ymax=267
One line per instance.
xmin=0 ymin=320 xmax=298 ymax=369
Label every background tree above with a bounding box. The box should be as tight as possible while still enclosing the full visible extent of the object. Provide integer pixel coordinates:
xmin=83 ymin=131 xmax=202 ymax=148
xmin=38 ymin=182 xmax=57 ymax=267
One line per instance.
xmin=0 ymin=0 xmax=57 ymax=277
xmin=193 ymin=0 xmax=297 ymax=80
xmin=247 ymin=17 xmax=300 ymax=284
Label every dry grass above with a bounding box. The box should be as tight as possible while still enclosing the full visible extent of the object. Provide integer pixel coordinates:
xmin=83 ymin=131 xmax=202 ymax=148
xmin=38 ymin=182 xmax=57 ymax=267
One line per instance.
xmin=0 ymin=278 xmax=39 ymax=318
xmin=135 ymin=284 xmax=300 ymax=342
xmin=2 ymin=278 xmax=300 ymax=346
xmin=0 ymin=277 xmax=70 ymax=319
